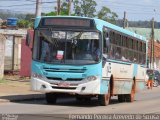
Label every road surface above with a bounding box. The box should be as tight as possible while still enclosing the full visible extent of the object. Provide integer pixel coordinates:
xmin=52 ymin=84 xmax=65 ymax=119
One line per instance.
xmin=0 ymin=87 xmax=160 ymax=120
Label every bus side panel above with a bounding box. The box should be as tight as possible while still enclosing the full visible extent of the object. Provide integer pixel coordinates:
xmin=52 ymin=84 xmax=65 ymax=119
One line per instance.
xmin=101 ymin=62 xmax=111 ymax=94
xmin=135 ymin=65 xmax=146 ymax=92
xmin=113 ymin=80 xmax=132 ymax=94
xmin=109 ymin=61 xmax=133 ymax=95
xmin=100 ymin=80 xmax=110 ymax=94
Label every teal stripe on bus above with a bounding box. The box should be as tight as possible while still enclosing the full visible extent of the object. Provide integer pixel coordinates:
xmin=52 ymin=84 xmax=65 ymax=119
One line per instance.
xmin=133 ymin=64 xmax=138 ymax=77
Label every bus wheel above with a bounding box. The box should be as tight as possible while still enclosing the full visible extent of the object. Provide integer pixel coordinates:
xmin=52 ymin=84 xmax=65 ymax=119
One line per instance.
xmin=125 ymin=87 xmax=135 ymax=102
xmin=98 ymin=86 xmax=110 ymax=106
xmin=45 ymin=93 xmax=57 ymax=104
xmin=118 ymin=95 xmax=125 ymax=102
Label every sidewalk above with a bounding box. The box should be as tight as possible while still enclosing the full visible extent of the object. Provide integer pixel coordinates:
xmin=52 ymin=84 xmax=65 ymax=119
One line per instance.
xmin=0 ymin=75 xmax=45 ymax=103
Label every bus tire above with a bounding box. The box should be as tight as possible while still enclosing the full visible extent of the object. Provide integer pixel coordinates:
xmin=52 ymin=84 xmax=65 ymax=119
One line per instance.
xmin=125 ymin=90 xmax=134 ymax=102
xmin=125 ymin=82 xmax=135 ymax=102
xmin=45 ymin=93 xmax=57 ymax=104
xmin=98 ymin=86 xmax=110 ymax=106
xmin=118 ymin=95 xmax=125 ymax=102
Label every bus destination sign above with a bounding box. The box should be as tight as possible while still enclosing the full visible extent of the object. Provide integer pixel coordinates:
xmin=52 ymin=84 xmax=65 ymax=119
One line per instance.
xmin=40 ymin=18 xmax=94 ymax=28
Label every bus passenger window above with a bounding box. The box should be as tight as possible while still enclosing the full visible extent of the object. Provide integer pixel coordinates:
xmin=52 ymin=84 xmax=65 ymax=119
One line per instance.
xmin=103 ymin=28 xmax=110 ymax=59
xmin=104 ymin=32 xmax=110 ymax=54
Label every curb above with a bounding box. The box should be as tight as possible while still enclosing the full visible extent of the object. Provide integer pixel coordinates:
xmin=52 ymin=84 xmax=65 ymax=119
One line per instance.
xmin=0 ymin=94 xmax=45 ymax=103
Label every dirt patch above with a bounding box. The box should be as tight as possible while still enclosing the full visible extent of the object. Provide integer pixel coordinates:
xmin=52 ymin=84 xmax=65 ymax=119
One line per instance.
xmin=0 ymin=75 xmax=34 ymax=96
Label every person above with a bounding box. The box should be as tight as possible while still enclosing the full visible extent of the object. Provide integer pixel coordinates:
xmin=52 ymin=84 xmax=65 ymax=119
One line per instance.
xmin=40 ymin=41 xmax=51 ymax=62
xmin=93 ymin=40 xmax=100 ymax=61
xmin=147 ymin=71 xmax=154 ymax=89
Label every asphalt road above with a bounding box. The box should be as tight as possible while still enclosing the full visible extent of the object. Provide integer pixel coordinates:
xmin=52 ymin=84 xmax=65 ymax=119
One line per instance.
xmin=0 ymin=87 xmax=160 ymax=120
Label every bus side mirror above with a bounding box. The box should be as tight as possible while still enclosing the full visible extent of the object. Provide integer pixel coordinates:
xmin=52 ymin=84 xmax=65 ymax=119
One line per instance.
xmin=26 ymin=31 xmax=31 ymax=46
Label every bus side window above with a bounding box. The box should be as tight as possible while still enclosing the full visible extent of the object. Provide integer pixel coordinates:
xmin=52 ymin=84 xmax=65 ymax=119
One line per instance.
xmin=103 ymin=28 xmax=110 ymax=58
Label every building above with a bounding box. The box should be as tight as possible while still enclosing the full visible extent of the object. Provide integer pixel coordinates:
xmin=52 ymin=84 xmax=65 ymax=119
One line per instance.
xmin=0 ymin=29 xmax=27 ymax=73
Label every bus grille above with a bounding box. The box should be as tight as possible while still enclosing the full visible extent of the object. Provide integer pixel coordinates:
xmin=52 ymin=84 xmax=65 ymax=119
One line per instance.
xmin=47 ymin=77 xmax=83 ymax=81
xmin=43 ymin=67 xmax=87 ymax=73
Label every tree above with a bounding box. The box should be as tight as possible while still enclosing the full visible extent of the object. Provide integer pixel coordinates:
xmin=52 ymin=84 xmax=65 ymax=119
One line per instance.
xmin=61 ymin=1 xmax=68 ymax=15
xmin=45 ymin=1 xmax=69 ymax=16
xmin=73 ymin=0 xmax=97 ymax=17
xmin=97 ymin=6 xmax=118 ymax=24
xmin=25 ymin=14 xmax=35 ymax=21
xmin=45 ymin=11 xmax=57 ymax=16
xmin=17 ymin=19 xmax=33 ymax=28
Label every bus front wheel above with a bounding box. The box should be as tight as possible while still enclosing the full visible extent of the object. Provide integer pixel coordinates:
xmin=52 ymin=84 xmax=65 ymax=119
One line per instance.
xmin=45 ymin=93 xmax=57 ymax=104
xmin=98 ymin=86 xmax=110 ymax=106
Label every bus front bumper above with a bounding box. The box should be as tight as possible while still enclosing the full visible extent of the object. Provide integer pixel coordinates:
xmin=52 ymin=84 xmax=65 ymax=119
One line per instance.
xmin=31 ymin=77 xmax=100 ymax=95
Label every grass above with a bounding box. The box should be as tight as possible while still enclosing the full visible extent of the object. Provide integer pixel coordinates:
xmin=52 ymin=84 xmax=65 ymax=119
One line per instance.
xmin=0 ymin=79 xmax=8 ymax=85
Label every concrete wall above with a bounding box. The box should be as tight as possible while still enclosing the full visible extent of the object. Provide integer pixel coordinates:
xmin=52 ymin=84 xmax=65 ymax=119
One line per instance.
xmin=4 ymin=35 xmax=22 ymax=71
xmin=0 ymin=34 xmax=5 ymax=79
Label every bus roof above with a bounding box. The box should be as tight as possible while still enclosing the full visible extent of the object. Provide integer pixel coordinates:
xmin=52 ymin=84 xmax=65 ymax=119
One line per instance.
xmin=35 ymin=16 xmax=146 ymax=42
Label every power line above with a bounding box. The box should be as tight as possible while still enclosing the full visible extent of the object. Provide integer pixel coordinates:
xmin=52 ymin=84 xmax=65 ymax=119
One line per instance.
xmin=0 ymin=1 xmax=57 ymax=7
xmin=100 ymin=0 xmax=160 ymax=9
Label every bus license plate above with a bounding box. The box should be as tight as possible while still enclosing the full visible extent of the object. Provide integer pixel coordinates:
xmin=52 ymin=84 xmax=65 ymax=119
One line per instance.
xmin=58 ymin=82 xmax=70 ymax=87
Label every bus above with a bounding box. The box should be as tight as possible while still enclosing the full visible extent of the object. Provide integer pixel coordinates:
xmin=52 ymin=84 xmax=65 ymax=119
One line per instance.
xmin=28 ymin=16 xmax=147 ymax=106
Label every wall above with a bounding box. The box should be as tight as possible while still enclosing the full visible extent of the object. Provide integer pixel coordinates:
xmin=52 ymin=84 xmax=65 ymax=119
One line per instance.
xmin=0 ymin=34 xmax=5 ymax=79
xmin=4 ymin=35 xmax=22 ymax=72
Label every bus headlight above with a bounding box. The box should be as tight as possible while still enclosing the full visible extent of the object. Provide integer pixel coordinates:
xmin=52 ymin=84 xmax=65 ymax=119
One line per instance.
xmin=84 ymin=76 xmax=98 ymax=81
xmin=32 ymin=72 xmax=47 ymax=81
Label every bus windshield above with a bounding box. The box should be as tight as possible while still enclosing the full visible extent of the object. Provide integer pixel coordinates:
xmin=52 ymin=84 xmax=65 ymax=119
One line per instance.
xmin=33 ymin=29 xmax=101 ymax=64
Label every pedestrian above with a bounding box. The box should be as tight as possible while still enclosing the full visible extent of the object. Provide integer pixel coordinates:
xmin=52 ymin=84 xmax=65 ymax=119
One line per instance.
xmin=147 ymin=71 xmax=154 ymax=89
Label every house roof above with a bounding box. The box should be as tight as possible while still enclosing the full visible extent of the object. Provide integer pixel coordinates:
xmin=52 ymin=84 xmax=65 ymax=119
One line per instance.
xmin=127 ymin=27 xmax=160 ymax=41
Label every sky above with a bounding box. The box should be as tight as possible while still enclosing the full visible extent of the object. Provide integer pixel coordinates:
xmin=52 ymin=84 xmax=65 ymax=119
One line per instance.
xmin=0 ymin=0 xmax=160 ymax=21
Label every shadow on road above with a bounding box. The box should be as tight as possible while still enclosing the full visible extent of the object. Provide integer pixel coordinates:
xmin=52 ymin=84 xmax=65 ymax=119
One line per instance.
xmin=11 ymin=95 xmax=121 ymax=107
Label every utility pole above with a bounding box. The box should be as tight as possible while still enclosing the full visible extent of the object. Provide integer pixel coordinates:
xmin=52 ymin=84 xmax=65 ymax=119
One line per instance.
xmin=57 ymin=0 xmax=61 ymax=15
xmin=123 ymin=11 xmax=126 ymax=28
xmin=151 ymin=17 xmax=155 ymax=69
xmin=68 ymin=0 xmax=72 ymax=16
xmin=35 ymin=0 xmax=42 ymax=17
xmin=126 ymin=19 xmax=129 ymax=28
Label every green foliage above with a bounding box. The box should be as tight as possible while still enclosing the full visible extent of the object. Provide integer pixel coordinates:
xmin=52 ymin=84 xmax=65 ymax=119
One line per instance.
xmin=0 ymin=79 xmax=8 ymax=84
xmin=17 ymin=19 xmax=33 ymax=28
xmin=97 ymin=6 xmax=118 ymax=24
xmin=61 ymin=1 xmax=68 ymax=15
xmin=45 ymin=12 xmax=57 ymax=16
xmin=45 ymin=1 xmax=69 ymax=16
xmin=73 ymin=0 xmax=97 ymax=17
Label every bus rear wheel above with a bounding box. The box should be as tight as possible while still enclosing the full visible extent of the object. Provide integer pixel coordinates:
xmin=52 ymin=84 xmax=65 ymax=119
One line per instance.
xmin=45 ymin=93 xmax=57 ymax=104
xmin=98 ymin=86 xmax=110 ymax=106
xmin=125 ymin=87 xmax=135 ymax=102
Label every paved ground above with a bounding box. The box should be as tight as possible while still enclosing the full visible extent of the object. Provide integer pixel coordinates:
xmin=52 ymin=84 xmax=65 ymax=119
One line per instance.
xmin=0 ymin=81 xmax=160 ymax=113
xmin=0 ymin=76 xmax=160 ymax=120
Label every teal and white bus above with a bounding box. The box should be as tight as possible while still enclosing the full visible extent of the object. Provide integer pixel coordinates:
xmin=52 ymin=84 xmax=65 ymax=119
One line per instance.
xmin=30 ymin=16 xmax=147 ymax=106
